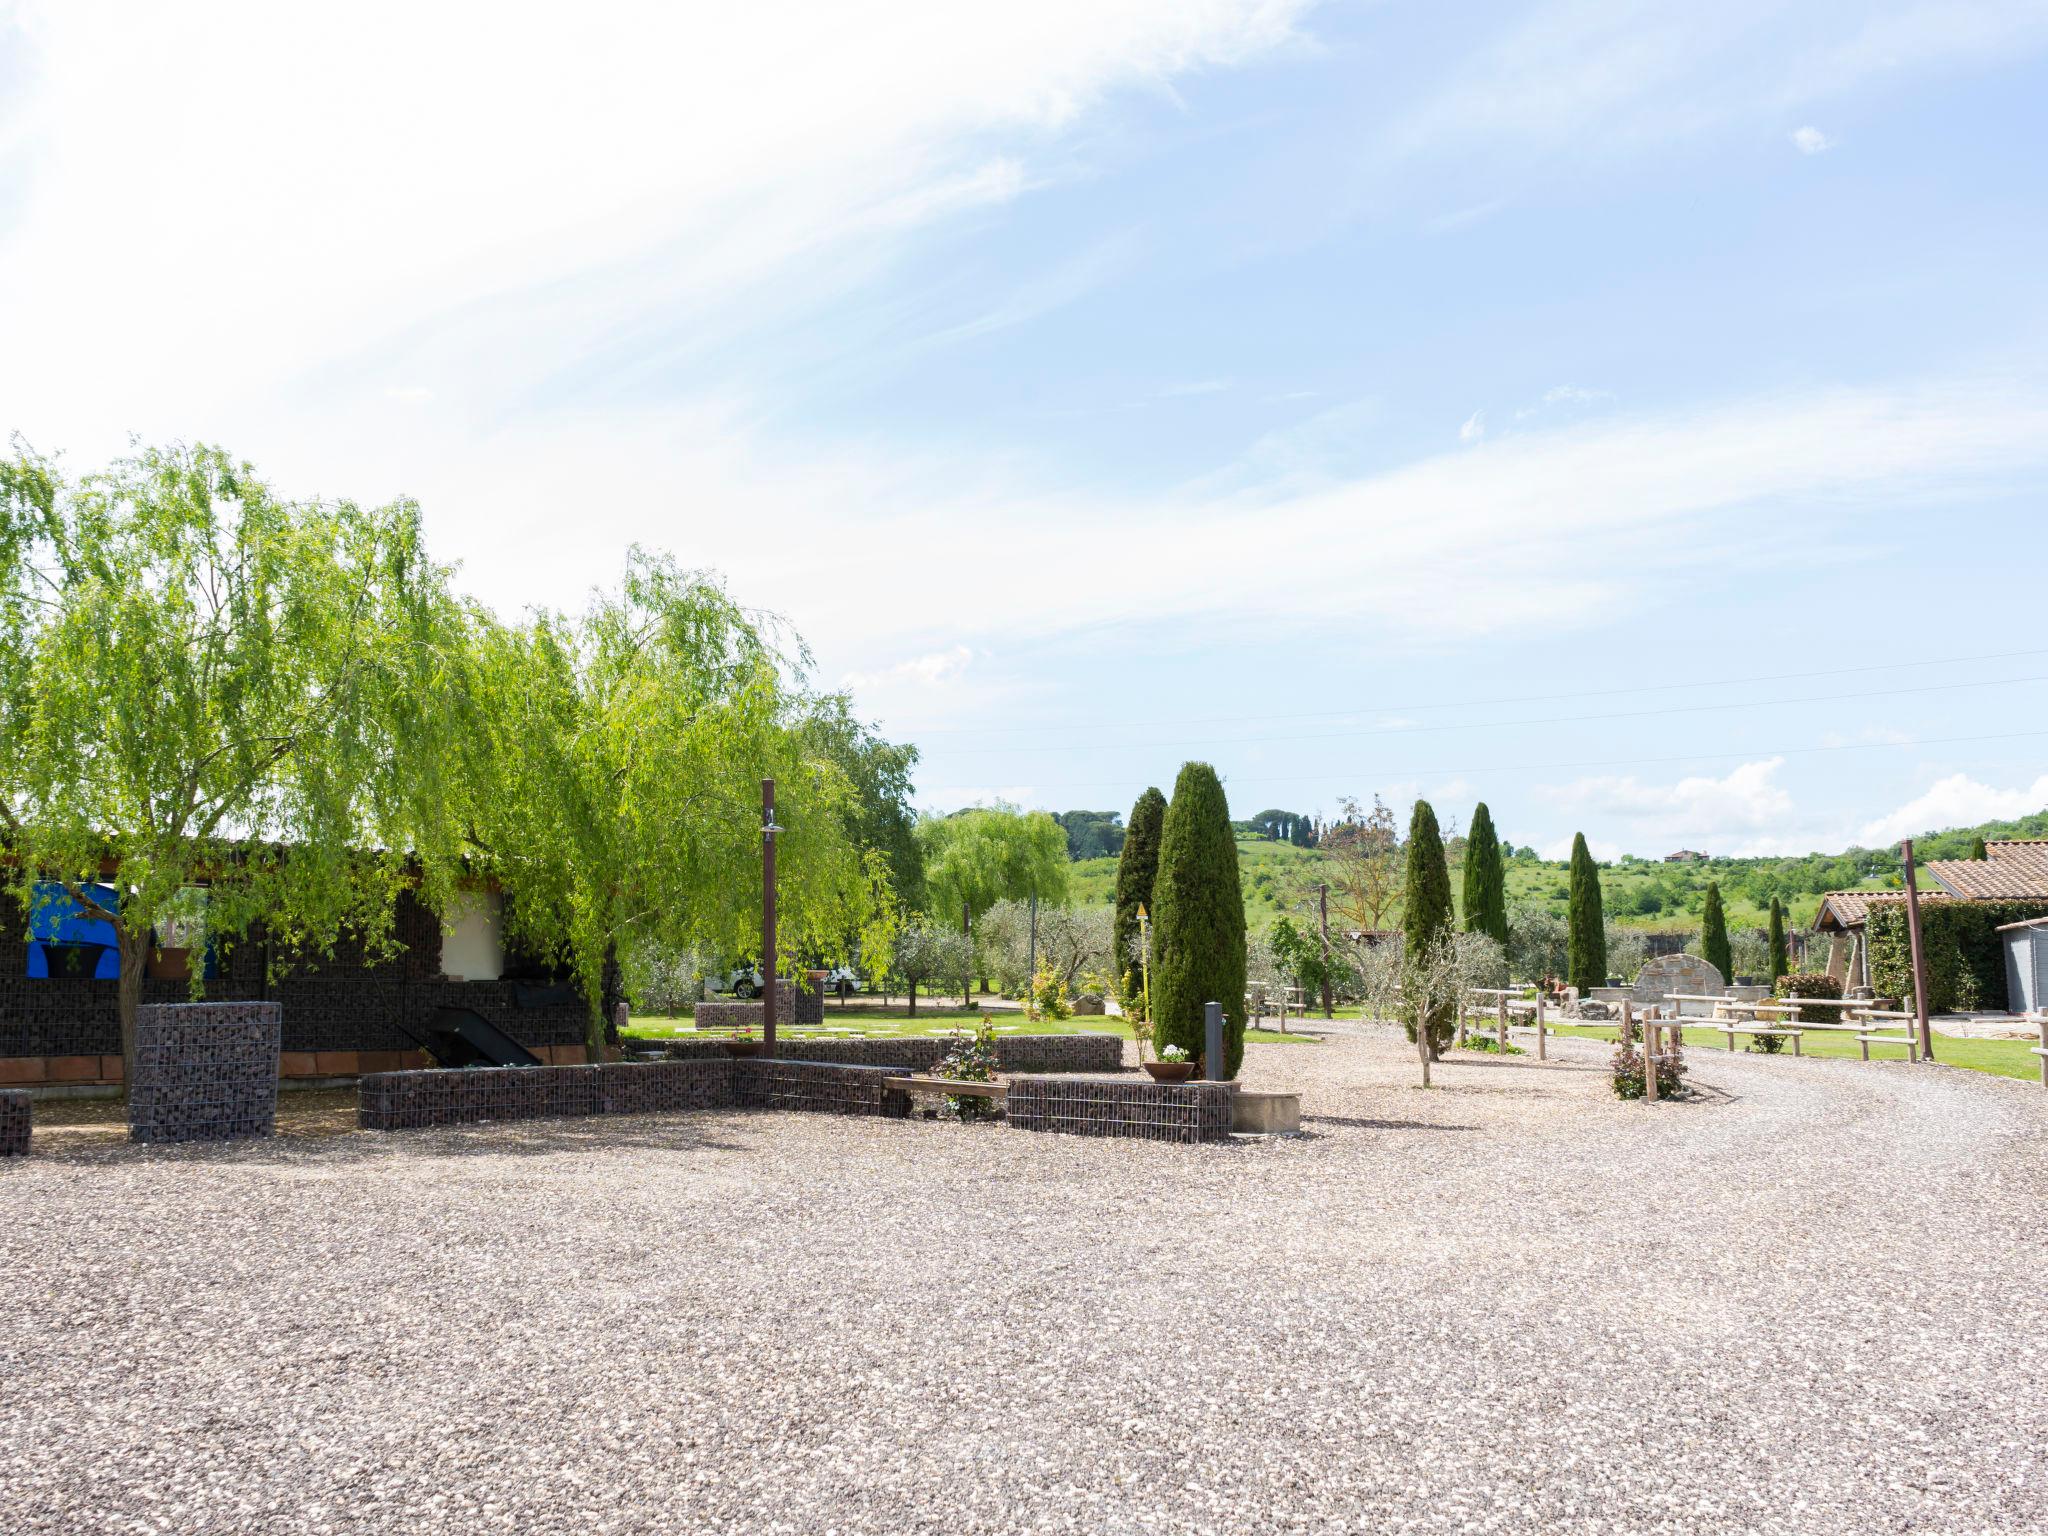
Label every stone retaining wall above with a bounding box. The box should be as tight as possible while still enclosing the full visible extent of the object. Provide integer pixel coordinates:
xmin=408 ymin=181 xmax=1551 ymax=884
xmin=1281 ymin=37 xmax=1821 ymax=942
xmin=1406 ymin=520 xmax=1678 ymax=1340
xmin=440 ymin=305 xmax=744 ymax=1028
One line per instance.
xmin=357 ymin=1056 xmax=911 ymax=1131
xmin=1006 ymin=1074 xmax=1235 ymax=1143
xmin=130 ymin=1002 xmax=281 ymax=1144
xmin=770 ymin=1032 xmax=1126 ymax=1075
xmin=0 ymin=1088 xmax=28 ymax=1156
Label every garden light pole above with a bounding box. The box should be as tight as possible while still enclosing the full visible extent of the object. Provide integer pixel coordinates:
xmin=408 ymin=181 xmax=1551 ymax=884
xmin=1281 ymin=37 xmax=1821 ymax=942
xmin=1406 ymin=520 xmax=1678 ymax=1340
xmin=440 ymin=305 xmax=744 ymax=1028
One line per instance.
xmin=762 ymin=778 xmax=779 ymax=1058
xmin=1204 ymin=1000 xmax=1224 ymax=1082
xmin=1900 ymin=838 xmax=1934 ymax=1063
xmin=1319 ymin=882 xmax=1333 ymax=1018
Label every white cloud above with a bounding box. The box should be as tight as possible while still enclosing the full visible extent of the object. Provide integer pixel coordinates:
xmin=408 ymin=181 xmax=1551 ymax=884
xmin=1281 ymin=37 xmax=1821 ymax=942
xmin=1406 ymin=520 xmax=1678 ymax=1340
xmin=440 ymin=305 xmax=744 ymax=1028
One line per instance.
xmin=1538 ymin=758 xmax=1804 ymax=856
xmin=1858 ymin=773 xmax=2048 ymax=845
xmin=1790 ymin=124 xmax=1835 ymax=154
xmin=1459 ymin=409 xmax=1487 ymax=443
xmin=1542 ymin=384 xmax=1614 ymax=406
xmin=841 ymin=646 xmax=975 ymax=692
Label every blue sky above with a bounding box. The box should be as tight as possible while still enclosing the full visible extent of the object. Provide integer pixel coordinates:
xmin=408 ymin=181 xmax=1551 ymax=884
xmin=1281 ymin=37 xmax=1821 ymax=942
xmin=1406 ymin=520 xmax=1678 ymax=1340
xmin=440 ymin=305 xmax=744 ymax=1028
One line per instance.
xmin=5 ymin=0 xmax=2048 ymax=856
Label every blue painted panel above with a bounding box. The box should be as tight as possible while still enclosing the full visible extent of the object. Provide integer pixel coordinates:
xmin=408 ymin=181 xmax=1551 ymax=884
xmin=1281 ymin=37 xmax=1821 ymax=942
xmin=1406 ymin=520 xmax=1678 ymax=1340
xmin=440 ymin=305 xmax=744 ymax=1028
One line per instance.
xmin=25 ymin=882 xmax=121 ymax=979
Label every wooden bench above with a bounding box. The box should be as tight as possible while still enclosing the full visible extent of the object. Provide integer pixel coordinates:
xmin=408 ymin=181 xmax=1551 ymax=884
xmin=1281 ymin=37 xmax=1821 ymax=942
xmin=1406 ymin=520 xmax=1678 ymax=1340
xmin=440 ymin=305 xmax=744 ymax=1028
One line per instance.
xmin=894 ymin=1074 xmax=1005 ymax=1104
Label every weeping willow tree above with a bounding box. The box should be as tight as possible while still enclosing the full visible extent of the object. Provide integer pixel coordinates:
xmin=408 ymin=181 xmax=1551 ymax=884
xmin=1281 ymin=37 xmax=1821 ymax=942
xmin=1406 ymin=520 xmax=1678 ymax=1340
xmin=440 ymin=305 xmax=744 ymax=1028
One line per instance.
xmin=0 ymin=441 xmax=465 ymax=1091
xmin=453 ymin=552 xmax=893 ymax=1060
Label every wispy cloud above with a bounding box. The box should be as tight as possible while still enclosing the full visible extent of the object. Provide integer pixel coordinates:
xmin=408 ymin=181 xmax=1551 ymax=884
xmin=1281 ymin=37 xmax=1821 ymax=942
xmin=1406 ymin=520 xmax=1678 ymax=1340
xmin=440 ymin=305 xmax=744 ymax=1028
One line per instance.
xmin=1459 ymin=409 xmax=1487 ymax=443
xmin=1859 ymin=772 xmax=2048 ymax=845
xmin=1790 ymin=124 xmax=1835 ymax=154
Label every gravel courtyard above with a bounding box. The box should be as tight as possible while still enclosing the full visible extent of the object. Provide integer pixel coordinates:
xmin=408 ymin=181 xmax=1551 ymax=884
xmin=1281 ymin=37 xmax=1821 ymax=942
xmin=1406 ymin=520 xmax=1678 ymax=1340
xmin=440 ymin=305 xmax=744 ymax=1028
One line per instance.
xmin=4 ymin=1030 xmax=2045 ymax=1535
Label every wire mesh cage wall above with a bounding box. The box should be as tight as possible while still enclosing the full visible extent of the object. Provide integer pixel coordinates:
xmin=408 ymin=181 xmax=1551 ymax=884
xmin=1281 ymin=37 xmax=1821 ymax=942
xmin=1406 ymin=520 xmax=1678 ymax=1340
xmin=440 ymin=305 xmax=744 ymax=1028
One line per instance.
xmin=129 ymin=1002 xmax=282 ymax=1144
xmin=1005 ymin=1075 xmax=1235 ymax=1143
xmin=731 ymin=1059 xmax=912 ymax=1117
xmin=0 ymin=1089 xmax=29 ymax=1156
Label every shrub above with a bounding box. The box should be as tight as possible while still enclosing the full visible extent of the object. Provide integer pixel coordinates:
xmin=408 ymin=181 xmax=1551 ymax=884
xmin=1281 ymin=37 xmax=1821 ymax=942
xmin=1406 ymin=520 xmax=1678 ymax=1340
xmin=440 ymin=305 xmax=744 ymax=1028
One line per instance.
xmin=1025 ymin=962 xmax=1070 ymax=1021
xmin=1866 ymin=897 xmax=2048 ymax=1013
xmin=1567 ymin=834 xmax=1606 ymax=991
xmin=1774 ymin=971 xmax=1843 ymax=1024
xmin=1699 ymin=883 xmax=1732 ymax=983
xmin=1112 ymin=787 xmax=1166 ymax=1009
xmin=1150 ymin=763 xmax=1248 ymax=1076
xmin=1610 ymin=1040 xmax=1687 ymax=1099
xmin=1462 ymin=803 xmax=1509 ymax=949
xmin=1402 ymin=800 xmax=1457 ymax=1056
xmin=932 ymin=1016 xmax=1000 ymax=1121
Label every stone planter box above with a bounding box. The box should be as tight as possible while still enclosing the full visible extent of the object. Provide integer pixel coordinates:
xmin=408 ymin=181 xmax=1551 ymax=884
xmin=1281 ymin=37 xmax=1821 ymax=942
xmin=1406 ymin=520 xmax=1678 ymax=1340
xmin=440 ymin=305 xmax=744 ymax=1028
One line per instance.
xmin=129 ymin=1001 xmax=281 ymax=1144
xmin=0 ymin=1089 xmax=29 ymax=1156
xmin=1006 ymin=1074 xmax=1235 ymax=1143
xmin=358 ymin=1057 xmax=911 ymax=1131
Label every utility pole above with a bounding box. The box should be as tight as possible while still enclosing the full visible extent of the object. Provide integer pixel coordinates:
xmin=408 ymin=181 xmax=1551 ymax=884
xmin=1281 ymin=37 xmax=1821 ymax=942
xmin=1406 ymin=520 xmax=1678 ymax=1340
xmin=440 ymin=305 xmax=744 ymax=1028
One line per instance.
xmin=1319 ymin=881 xmax=1333 ymax=1019
xmin=1900 ymin=839 xmax=1935 ymax=1063
xmin=761 ymin=778 xmax=778 ymax=1057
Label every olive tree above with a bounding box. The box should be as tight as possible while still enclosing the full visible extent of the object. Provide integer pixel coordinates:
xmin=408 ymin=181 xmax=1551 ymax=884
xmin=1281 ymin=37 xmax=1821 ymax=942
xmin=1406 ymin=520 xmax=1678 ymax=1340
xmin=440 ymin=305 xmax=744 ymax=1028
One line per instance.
xmin=1 ymin=442 xmax=463 ymax=1090
xmin=890 ymin=918 xmax=969 ymax=1015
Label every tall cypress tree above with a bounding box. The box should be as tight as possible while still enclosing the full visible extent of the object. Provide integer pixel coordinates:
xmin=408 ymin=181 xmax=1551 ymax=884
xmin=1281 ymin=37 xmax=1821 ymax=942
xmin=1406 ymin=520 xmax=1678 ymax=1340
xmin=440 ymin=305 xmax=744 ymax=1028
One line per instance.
xmin=1700 ymin=882 xmax=1732 ymax=983
xmin=1112 ymin=786 xmax=1166 ymax=1010
xmin=1402 ymin=799 xmax=1457 ymax=1057
xmin=1767 ymin=895 xmax=1788 ymax=983
xmin=1462 ymin=802 xmax=1509 ymax=951
xmin=1150 ymin=763 xmax=1248 ymax=1077
xmin=1968 ymin=836 xmax=1988 ymax=860
xmin=1566 ymin=833 xmax=1607 ymax=991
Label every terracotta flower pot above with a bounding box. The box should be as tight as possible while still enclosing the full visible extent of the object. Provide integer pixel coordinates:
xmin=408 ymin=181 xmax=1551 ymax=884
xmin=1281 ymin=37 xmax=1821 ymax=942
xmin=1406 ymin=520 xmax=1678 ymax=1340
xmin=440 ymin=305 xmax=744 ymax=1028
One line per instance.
xmin=1144 ymin=1061 xmax=1193 ymax=1084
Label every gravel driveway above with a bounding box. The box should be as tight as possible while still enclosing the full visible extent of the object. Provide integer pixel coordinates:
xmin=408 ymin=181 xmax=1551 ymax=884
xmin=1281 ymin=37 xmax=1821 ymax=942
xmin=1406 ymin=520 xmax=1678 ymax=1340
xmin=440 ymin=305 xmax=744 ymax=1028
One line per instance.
xmin=4 ymin=1030 xmax=2044 ymax=1534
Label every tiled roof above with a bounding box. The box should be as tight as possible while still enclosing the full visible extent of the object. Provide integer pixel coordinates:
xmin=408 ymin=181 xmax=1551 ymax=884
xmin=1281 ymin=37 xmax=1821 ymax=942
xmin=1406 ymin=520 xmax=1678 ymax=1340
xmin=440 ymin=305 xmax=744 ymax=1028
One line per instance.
xmin=1811 ymin=889 xmax=1924 ymax=928
xmin=1924 ymin=841 xmax=2048 ymax=900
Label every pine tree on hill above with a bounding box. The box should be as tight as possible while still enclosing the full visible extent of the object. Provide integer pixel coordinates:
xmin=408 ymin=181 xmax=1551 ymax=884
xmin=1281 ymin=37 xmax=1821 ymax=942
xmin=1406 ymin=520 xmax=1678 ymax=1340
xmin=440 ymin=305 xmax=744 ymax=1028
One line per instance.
xmin=1566 ymin=833 xmax=1607 ymax=991
xmin=1462 ymin=802 xmax=1509 ymax=950
xmin=1402 ymin=799 xmax=1457 ymax=1058
xmin=1767 ymin=895 xmax=1788 ymax=983
xmin=1112 ymin=787 xmax=1166 ymax=1011
xmin=1701 ymin=882 xmax=1733 ymax=983
xmin=1150 ymin=763 xmax=1249 ymax=1077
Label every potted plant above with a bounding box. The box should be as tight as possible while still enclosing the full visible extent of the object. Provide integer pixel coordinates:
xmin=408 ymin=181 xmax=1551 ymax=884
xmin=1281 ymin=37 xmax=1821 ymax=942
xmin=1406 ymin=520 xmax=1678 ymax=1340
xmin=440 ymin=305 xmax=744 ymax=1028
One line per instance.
xmin=721 ymin=1024 xmax=764 ymax=1058
xmin=1144 ymin=1044 xmax=1194 ymax=1084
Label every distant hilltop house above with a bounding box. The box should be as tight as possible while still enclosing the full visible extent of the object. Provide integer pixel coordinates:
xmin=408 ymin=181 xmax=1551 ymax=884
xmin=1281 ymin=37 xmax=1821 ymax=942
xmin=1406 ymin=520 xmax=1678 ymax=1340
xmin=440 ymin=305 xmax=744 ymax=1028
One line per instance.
xmin=1811 ymin=840 xmax=2048 ymax=994
xmin=1663 ymin=849 xmax=1709 ymax=863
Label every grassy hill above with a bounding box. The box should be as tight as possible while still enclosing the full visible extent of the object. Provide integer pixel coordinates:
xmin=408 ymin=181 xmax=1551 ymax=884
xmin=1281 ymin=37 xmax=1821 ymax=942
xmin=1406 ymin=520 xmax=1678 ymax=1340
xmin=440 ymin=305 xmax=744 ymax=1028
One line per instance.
xmin=1065 ymin=807 xmax=2048 ymax=937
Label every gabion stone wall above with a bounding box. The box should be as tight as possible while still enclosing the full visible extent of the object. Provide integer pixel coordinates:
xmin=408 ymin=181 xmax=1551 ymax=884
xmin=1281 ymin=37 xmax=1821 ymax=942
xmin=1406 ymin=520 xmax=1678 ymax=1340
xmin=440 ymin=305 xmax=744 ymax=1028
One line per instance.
xmin=764 ymin=1032 xmax=1125 ymax=1075
xmin=357 ymin=1057 xmax=910 ymax=1130
xmin=694 ymin=994 xmax=795 ymax=1032
xmin=0 ymin=1089 xmax=28 ymax=1156
xmin=130 ymin=1002 xmax=281 ymax=1144
xmin=731 ymin=1058 xmax=911 ymax=1117
xmin=359 ymin=1060 xmax=735 ymax=1130
xmin=1006 ymin=1075 xmax=1235 ymax=1143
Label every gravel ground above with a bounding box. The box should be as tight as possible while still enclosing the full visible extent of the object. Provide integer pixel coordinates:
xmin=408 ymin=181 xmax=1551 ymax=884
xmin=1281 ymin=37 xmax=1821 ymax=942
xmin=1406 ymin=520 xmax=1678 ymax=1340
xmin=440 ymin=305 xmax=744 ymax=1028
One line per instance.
xmin=4 ymin=1029 xmax=2045 ymax=1535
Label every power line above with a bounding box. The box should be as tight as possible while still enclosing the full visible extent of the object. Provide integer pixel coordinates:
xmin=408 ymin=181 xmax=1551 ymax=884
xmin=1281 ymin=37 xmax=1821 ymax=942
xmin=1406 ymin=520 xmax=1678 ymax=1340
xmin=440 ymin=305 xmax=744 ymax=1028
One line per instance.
xmin=900 ymin=645 xmax=2048 ymax=738
xmin=952 ymin=726 xmax=2048 ymax=795
xmin=928 ymin=671 xmax=2048 ymax=757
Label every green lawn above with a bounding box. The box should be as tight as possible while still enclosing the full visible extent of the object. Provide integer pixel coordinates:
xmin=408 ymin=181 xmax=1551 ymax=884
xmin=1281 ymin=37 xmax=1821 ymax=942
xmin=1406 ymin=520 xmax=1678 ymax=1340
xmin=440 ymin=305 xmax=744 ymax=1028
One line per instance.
xmin=625 ymin=1006 xmax=1316 ymax=1047
xmin=1543 ymin=1021 xmax=2044 ymax=1083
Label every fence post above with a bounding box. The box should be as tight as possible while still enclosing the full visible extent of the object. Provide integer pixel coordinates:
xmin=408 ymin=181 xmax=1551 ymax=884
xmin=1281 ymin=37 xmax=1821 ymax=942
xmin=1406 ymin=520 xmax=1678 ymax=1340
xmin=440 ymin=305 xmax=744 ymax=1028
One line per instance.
xmin=1535 ymin=992 xmax=1546 ymax=1060
xmin=1496 ymin=995 xmax=1507 ymax=1052
xmin=1643 ymin=1014 xmax=1659 ymax=1103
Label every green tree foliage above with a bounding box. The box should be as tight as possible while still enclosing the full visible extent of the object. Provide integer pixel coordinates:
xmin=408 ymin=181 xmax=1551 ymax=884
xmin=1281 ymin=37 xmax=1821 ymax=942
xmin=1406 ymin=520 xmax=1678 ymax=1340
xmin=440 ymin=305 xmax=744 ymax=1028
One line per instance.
xmin=1699 ymin=882 xmax=1733 ymax=983
xmin=1461 ymin=802 xmax=1509 ymax=949
xmin=889 ymin=917 xmax=969 ymax=1015
xmin=1401 ymin=800 xmax=1457 ymax=1056
xmin=1112 ymin=786 xmax=1166 ymax=1006
xmin=1767 ymin=895 xmax=1788 ymax=982
xmin=1566 ymin=833 xmax=1608 ymax=990
xmin=454 ymin=553 xmax=889 ymax=1061
xmin=1968 ymin=836 xmax=1988 ymax=860
xmin=1150 ymin=763 xmax=1248 ymax=1076
xmin=800 ymin=696 xmax=924 ymax=916
xmin=1052 ymin=809 xmax=1126 ymax=860
xmin=1 ymin=442 xmax=462 ymax=1090
xmin=918 ymin=804 xmax=1070 ymax=925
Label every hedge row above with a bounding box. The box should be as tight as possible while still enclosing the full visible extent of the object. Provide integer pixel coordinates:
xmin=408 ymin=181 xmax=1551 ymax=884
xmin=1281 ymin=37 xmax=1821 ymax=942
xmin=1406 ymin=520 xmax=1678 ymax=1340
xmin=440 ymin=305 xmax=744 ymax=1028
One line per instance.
xmin=1773 ymin=971 xmax=1843 ymax=1023
xmin=1865 ymin=898 xmax=2048 ymax=1013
